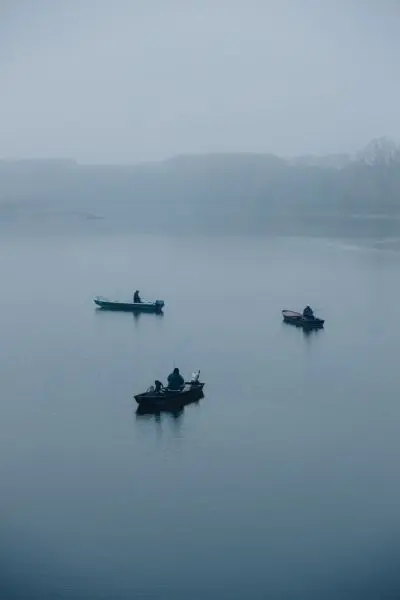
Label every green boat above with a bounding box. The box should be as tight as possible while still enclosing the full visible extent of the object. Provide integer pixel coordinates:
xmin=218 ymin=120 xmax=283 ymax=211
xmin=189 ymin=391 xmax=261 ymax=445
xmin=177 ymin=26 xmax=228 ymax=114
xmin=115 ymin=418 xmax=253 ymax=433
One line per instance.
xmin=94 ymin=296 xmax=164 ymax=313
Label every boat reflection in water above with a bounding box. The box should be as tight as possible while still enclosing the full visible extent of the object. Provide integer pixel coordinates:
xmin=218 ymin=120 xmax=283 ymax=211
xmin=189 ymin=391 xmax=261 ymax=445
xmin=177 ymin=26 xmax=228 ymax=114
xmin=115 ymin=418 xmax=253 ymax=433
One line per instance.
xmin=135 ymin=393 xmax=204 ymax=418
xmin=94 ymin=306 xmax=164 ymax=330
xmin=132 ymin=309 xmax=164 ymax=324
xmin=134 ymin=396 xmax=203 ymax=438
xmin=136 ymin=390 xmax=204 ymax=417
xmin=302 ymin=325 xmax=323 ymax=339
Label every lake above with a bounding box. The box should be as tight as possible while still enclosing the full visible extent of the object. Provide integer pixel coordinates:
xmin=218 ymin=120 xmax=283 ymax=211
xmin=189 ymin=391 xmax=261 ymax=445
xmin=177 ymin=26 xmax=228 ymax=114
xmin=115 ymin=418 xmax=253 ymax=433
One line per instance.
xmin=1 ymin=223 xmax=400 ymax=599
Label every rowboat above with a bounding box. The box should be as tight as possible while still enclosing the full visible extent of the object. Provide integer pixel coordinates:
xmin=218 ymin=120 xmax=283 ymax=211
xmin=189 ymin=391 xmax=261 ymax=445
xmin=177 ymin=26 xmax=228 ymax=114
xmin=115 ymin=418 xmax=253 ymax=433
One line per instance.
xmin=94 ymin=296 xmax=164 ymax=313
xmin=282 ymin=310 xmax=324 ymax=327
xmin=134 ymin=371 xmax=204 ymax=410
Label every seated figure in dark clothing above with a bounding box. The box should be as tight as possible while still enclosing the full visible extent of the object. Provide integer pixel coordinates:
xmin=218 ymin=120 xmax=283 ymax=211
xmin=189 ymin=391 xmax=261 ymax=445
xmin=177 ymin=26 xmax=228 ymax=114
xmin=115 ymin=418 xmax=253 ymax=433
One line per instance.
xmin=133 ymin=290 xmax=141 ymax=303
xmin=154 ymin=380 xmax=163 ymax=393
xmin=303 ymin=305 xmax=314 ymax=319
xmin=167 ymin=368 xmax=185 ymax=390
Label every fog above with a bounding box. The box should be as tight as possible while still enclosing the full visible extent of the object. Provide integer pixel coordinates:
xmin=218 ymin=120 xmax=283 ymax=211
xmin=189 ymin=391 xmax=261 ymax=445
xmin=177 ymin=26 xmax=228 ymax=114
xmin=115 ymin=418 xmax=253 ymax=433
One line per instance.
xmin=1 ymin=0 xmax=399 ymax=163
xmin=3 ymin=4 xmax=400 ymax=599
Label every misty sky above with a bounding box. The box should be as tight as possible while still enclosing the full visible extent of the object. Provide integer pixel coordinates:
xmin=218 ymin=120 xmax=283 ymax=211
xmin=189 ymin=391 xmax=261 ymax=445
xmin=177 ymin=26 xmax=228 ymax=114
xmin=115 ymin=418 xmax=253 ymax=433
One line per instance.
xmin=1 ymin=0 xmax=399 ymax=163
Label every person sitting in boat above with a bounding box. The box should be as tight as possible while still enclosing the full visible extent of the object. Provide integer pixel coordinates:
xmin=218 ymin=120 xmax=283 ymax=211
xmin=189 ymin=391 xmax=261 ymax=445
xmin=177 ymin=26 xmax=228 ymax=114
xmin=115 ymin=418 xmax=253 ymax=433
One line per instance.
xmin=303 ymin=305 xmax=314 ymax=319
xmin=154 ymin=380 xmax=163 ymax=393
xmin=133 ymin=290 xmax=141 ymax=303
xmin=167 ymin=367 xmax=184 ymax=390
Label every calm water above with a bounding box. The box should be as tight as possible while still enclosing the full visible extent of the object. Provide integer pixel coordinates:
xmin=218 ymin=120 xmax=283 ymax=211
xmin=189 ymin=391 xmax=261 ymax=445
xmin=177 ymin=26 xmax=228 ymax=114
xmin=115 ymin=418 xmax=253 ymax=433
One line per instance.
xmin=1 ymin=228 xmax=400 ymax=599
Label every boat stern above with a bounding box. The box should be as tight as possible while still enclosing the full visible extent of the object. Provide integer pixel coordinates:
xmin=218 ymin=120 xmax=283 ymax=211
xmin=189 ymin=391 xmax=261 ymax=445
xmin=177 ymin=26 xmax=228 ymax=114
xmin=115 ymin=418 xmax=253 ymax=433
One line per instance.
xmin=155 ymin=300 xmax=165 ymax=311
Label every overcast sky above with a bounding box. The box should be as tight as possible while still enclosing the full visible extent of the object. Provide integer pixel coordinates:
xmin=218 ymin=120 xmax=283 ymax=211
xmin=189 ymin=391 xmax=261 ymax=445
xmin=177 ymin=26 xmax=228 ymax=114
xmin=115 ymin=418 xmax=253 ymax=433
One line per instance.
xmin=0 ymin=0 xmax=399 ymax=163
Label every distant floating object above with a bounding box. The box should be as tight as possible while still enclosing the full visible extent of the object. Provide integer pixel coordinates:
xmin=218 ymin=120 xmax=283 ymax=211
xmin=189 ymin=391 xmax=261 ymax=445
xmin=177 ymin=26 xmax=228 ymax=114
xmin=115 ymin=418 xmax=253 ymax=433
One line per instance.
xmin=94 ymin=296 xmax=164 ymax=313
xmin=282 ymin=310 xmax=324 ymax=328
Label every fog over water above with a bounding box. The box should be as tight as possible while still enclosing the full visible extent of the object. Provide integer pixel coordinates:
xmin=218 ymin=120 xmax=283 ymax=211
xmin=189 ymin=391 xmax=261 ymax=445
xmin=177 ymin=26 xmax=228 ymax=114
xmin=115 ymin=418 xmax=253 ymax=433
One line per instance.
xmin=1 ymin=1 xmax=400 ymax=598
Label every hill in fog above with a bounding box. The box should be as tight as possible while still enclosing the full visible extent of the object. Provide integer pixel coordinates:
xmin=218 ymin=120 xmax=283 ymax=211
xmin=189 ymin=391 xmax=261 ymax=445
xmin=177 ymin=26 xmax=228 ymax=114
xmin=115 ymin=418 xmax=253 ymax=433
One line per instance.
xmin=1 ymin=138 xmax=400 ymax=235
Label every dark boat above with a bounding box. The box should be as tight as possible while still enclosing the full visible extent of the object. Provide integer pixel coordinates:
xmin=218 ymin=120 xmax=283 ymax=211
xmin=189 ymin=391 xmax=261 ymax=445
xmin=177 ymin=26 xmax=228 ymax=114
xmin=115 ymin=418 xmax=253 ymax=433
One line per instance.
xmin=282 ymin=310 xmax=324 ymax=328
xmin=134 ymin=371 xmax=204 ymax=410
xmin=94 ymin=296 xmax=164 ymax=313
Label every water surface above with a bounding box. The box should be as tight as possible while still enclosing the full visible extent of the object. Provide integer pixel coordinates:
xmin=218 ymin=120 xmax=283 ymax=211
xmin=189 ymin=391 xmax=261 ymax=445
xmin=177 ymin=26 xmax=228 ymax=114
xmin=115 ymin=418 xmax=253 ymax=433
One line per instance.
xmin=0 ymin=228 xmax=399 ymax=599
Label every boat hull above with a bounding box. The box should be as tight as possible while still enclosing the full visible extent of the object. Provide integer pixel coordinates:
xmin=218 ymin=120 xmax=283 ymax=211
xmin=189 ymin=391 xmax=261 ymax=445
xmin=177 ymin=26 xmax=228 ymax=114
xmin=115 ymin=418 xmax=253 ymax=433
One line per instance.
xmin=282 ymin=310 xmax=324 ymax=328
xmin=94 ymin=297 xmax=164 ymax=313
xmin=135 ymin=383 xmax=205 ymax=411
